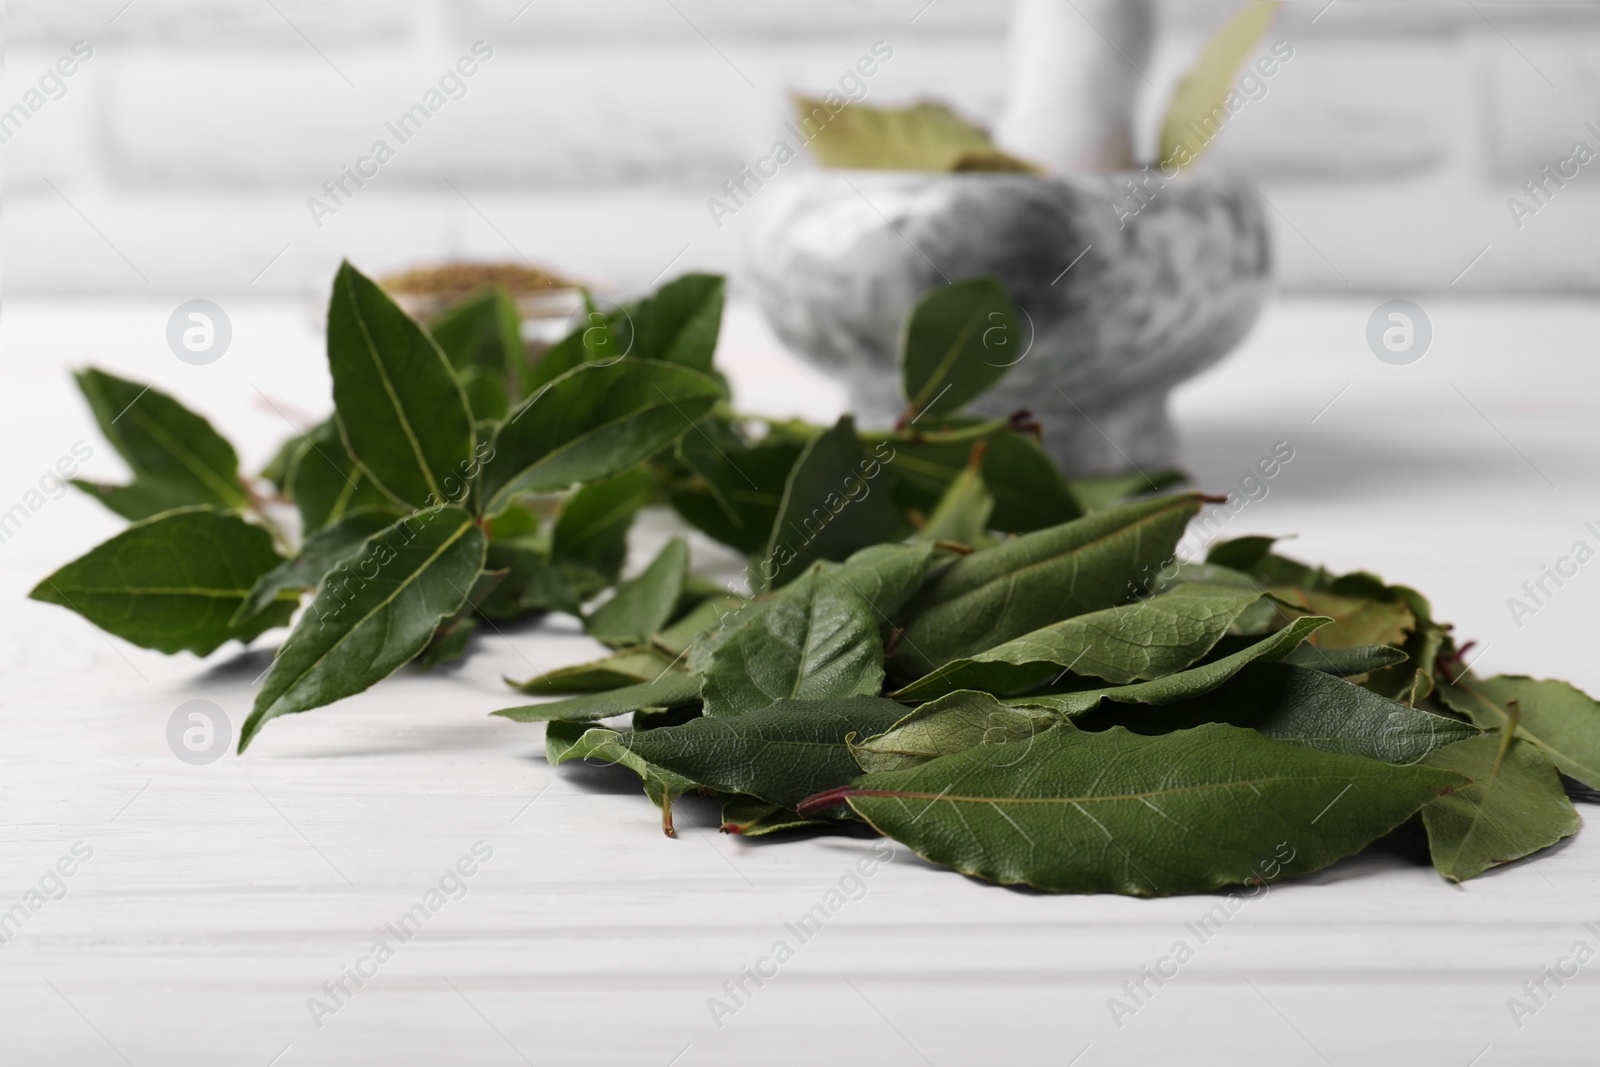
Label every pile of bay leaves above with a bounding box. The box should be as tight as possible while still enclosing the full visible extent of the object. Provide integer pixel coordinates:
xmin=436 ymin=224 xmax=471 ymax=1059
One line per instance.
xmin=31 ymin=261 xmax=1597 ymax=896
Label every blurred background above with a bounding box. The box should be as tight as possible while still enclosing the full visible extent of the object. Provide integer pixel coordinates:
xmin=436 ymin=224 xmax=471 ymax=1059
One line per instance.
xmin=8 ymin=0 xmax=1599 ymax=299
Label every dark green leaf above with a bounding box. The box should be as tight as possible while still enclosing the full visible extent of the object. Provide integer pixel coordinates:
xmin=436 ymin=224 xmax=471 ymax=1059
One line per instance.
xmin=1079 ymin=662 xmax=1480 ymax=764
xmin=241 ymin=506 xmax=486 ymax=750
xmin=670 ymin=431 xmax=804 ymax=555
xmin=1067 ymin=469 xmax=1188 ymax=513
xmin=700 ymin=567 xmax=885 ymax=718
xmin=459 ymin=367 xmax=510 ymax=422
xmin=818 ymin=723 xmax=1467 ymax=896
xmin=895 ymin=584 xmax=1260 ymax=700
xmin=890 ymin=493 xmax=1205 ymax=678
xmin=235 ymin=505 xmax=400 ymax=624
xmin=551 ymin=467 xmax=655 ymax=579
xmin=721 ymin=796 xmax=817 ymax=836
xmin=585 ymin=537 xmax=690 ymax=647
xmin=915 ymin=443 xmax=993 ymax=545
xmin=327 ymin=260 xmax=476 ymax=509
xmin=73 ymin=368 xmax=247 ymax=511
xmin=69 ymin=478 xmax=210 ymax=522
xmin=891 ymin=429 xmax=1083 ymax=535
xmin=1283 ymin=643 xmax=1409 ymax=676
xmin=525 ymin=291 xmax=623 ymax=393
xmin=427 ymin=286 xmax=523 ymax=387
xmin=30 ymin=506 xmax=293 ymax=655
xmin=417 ymin=615 xmax=478 ymax=668
xmin=821 ymin=541 xmax=937 ymax=622
xmin=619 ymin=273 xmax=724 ymax=372
xmin=900 ymin=276 xmax=1019 ymax=420
xmin=1420 ymin=734 xmax=1579 ymax=882
xmin=282 ymin=419 xmax=393 ymax=533
xmin=494 ymin=671 xmax=702 ymax=723
xmin=1439 ymin=675 xmax=1600 ymax=789
xmin=483 ymin=360 xmax=722 ymax=514
xmin=763 ymin=416 xmax=902 ymax=589
xmin=545 ymin=722 xmax=698 ymax=831
xmin=620 ymin=696 xmax=910 ymax=810
xmin=659 ymin=593 xmax=747 ymax=660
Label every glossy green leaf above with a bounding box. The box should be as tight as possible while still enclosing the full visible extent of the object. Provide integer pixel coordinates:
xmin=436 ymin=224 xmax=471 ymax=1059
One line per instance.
xmin=896 ymin=584 xmax=1259 ymax=701
xmin=851 ymin=690 xmax=1060 ymax=774
xmin=700 ymin=566 xmax=885 ymax=718
xmin=551 ymin=467 xmax=655 ymax=579
xmin=30 ymin=506 xmax=293 ymax=655
xmin=890 ymin=493 xmax=1205 ymax=678
xmin=459 ymin=367 xmax=511 ymax=423
xmin=417 ymin=615 xmax=477 ymax=668
xmin=241 ymin=506 xmax=487 ymax=750
xmin=1007 ymin=615 xmax=1329 ymax=717
xmin=816 ymin=723 xmax=1466 ymax=896
xmin=620 ymin=696 xmax=910 ymax=810
xmin=900 ymin=276 xmax=1020 ymax=421
xmin=1079 ymin=662 xmax=1480 ymax=764
xmin=235 ymin=505 xmax=400 ymax=624
xmin=1159 ymin=1 xmax=1282 ymax=170
xmin=494 ymin=671 xmax=702 ymax=723
xmin=482 ymin=360 xmax=722 ymax=514
xmin=763 ymin=416 xmax=902 ymax=589
xmin=327 ymin=261 xmax=476 ymax=509
xmin=282 ymin=419 xmax=393 ymax=533
xmin=617 ymin=273 xmax=724 ymax=372
xmin=671 ymin=432 xmax=806 ymax=555
xmin=509 ymin=646 xmax=682 ymax=695
xmin=1439 ymin=675 xmax=1600 ymax=789
xmin=524 ymin=292 xmax=622 ymax=393
xmin=69 ymin=478 xmax=211 ymax=522
xmin=1420 ymin=734 xmax=1579 ymax=882
xmin=74 ymin=368 xmax=247 ymax=511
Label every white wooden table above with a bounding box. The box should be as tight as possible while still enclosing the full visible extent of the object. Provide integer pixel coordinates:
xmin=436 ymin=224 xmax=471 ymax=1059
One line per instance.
xmin=3 ymin=296 xmax=1597 ymax=1066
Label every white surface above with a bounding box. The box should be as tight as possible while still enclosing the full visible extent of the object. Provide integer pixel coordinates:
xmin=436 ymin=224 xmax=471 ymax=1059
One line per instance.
xmin=2 ymin=295 xmax=1599 ymax=1065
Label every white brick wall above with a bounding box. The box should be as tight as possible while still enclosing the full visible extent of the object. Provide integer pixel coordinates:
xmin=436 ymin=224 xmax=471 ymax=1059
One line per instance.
xmin=6 ymin=1 xmax=1600 ymax=297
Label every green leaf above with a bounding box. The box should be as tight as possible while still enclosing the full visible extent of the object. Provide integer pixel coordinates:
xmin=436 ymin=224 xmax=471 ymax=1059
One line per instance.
xmin=895 ymin=584 xmax=1260 ymax=701
xmin=1007 ymin=614 xmax=1329 ymax=717
xmin=821 ymin=541 xmax=937 ymax=622
xmin=585 ymin=537 xmax=690 ymax=647
xmin=327 ymin=260 xmax=476 ymax=509
xmin=494 ymin=670 xmax=702 ymax=723
xmin=241 ymin=506 xmax=487 ymax=750
xmin=721 ymin=796 xmax=817 ymax=836
xmin=812 ymin=723 xmax=1466 ymax=896
xmin=890 ymin=493 xmax=1205 ymax=678
xmin=551 ymin=467 xmax=655 ymax=579
xmin=620 ymin=696 xmax=910 ymax=810
xmin=1438 ymin=675 xmax=1600 ymax=789
xmin=1420 ymin=734 xmax=1579 ymax=882
xmin=1079 ymin=662 xmax=1480 ymax=764
xmin=417 ymin=615 xmax=478 ymax=668
xmin=458 ymin=367 xmax=511 ymax=423
xmin=69 ymin=478 xmax=212 ymax=522
xmin=798 ymin=97 xmax=1038 ymax=172
xmin=73 ymin=368 xmax=247 ymax=511
xmin=764 ymin=416 xmax=902 ymax=589
xmin=427 ymin=286 xmax=523 ymax=389
xmin=890 ymin=429 xmax=1083 ymax=534
xmin=1271 ymin=585 xmax=1416 ymax=650
xmin=670 ymin=431 xmax=805 ymax=555
xmin=659 ymin=593 xmax=747 ymax=660
xmin=509 ymin=646 xmax=682 ymax=695
xmin=30 ymin=506 xmax=293 ymax=655
xmin=618 ymin=273 xmax=724 ymax=372
xmin=1283 ymin=643 xmax=1409 ymax=677
xmin=851 ymin=689 xmax=1060 ymax=774
xmin=915 ymin=443 xmax=993 ymax=545
xmin=700 ymin=566 xmax=886 ymax=718
xmin=282 ymin=419 xmax=393 ymax=533
xmin=1159 ymin=1 xmax=1282 ymax=170
xmin=900 ymin=277 xmax=1020 ymax=421
xmin=545 ymin=723 xmax=698 ymax=833
xmin=235 ymin=505 xmax=401 ymax=624
xmin=482 ymin=360 xmax=722 ymax=514
xmin=1067 ymin=469 xmax=1188 ymax=513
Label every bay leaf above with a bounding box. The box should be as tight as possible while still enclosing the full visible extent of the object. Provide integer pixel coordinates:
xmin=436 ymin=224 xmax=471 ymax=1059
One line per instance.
xmin=915 ymin=443 xmax=993 ymax=545
xmin=700 ymin=566 xmax=885 ymax=718
xmin=895 ymin=583 xmax=1260 ymax=700
xmin=620 ymin=696 xmax=910 ymax=810
xmin=721 ymin=795 xmax=817 ymax=836
xmin=1439 ymin=675 xmax=1600 ymax=789
xmin=509 ymin=646 xmax=682 ymax=695
xmin=810 ymin=722 xmax=1466 ymax=896
xmin=585 ymin=536 xmax=690 ymax=647
xmin=327 ymin=261 xmax=476 ymax=510
xmin=616 ymin=273 xmax=724 ymax=372
xmin=427 ymin=285 xmax=523 ymax=392
xmin=1283 ymin=643 xmax=1409 ymax=677
xmin=545 ymin=722 xmax=699 ymax=834
xmin=494 ymin=670 xmax=702 ymax=723
xmin=234 ymin=505 xmax=401 ymax=624
xmin=30 ymin=506 xmax=294 ymax=655
xmin=1159 ymin=1 xmax=1282 ymax=170
xmin=798 ymin=97 xmax=1036 ymax=172
xmin=241 ymin=506 xmax=486 ymax=750
xmin=890 ymin=427 xmax=1083 ymax=534
xmin=851 ymin=690 xmax=1060 ymax=774
xmin=282 ymin=418 xmax=393 ymax=534
xmin=550 ymin=467 xmax=654 ymax=580
xmin=900 ymin=276 xmax=1020 ymax=421
xmin=890 ymin=493 xmax=1205 ymax=678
